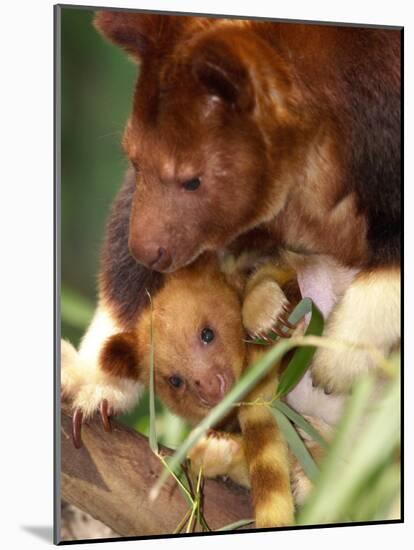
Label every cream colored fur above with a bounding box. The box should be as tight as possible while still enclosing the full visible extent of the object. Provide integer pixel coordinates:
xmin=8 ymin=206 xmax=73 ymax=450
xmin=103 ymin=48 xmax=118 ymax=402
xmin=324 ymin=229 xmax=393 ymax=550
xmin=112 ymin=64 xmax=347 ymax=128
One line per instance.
xmin=188 ymin=431 xmax=250 ymax=487
xmin=187 ymin=415 xmax=330 ymax=507
xmin=311 ymin=268 xmax=401 ymax=393
xmin=242 ymin=277 xmax=291 ymax=338
xmin=61 ymin=304 xmax=143 ymax=418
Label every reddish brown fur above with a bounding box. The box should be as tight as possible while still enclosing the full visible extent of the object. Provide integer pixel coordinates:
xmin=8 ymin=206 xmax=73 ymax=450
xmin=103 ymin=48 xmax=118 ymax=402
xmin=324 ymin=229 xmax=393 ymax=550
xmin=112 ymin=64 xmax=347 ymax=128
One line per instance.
xmin=95 ymin=12 xmax=400 ymax=289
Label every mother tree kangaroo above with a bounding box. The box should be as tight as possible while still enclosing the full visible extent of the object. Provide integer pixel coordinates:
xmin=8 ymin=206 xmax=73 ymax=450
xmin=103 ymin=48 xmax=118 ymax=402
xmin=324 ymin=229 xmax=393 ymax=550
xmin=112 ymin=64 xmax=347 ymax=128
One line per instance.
xmin=61 ymin=12 xmax=401 ymax=424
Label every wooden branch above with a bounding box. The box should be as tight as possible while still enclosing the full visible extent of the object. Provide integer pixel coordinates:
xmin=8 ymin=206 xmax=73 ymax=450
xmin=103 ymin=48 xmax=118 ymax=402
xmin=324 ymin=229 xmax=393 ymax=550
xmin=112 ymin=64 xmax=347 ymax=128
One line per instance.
xmin=61 ymin=403 xmax=252 ymax=537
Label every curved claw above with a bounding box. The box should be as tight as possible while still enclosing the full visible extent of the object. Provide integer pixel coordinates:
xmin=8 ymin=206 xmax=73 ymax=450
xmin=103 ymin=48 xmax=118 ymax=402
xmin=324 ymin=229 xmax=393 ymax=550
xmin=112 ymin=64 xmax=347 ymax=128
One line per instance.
xmin=100 ymin=399 xmax=112 ymax=433
xmin=72 ymin=408 xmax=83 ymax=449
xmin=278 ymin=313 xmax=296 ymax=330
xmin=270 ymin=324 xmax=290 ymax=339
xmin=246 ymin=331 xmax=270 ymax=343
xmin=282 ymin=301 xmax=294 ymax=315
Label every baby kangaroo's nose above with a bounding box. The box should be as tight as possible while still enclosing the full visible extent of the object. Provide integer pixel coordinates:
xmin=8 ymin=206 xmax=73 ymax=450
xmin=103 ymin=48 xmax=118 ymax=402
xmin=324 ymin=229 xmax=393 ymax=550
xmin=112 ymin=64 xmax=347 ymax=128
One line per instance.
xmin=194 ymin=373 xmax=231 ymax=407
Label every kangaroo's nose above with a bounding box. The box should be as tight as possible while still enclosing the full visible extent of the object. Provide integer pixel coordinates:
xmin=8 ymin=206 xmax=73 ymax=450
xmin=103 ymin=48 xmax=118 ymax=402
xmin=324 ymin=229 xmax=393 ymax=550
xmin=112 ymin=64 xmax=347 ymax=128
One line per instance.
xmin=149 ymin=247 xmax=171 ymax=270
xmin=194 ymin=373 xmax=231 ymax=407
xmin=129 ymin=237 xmax=172 ymax=271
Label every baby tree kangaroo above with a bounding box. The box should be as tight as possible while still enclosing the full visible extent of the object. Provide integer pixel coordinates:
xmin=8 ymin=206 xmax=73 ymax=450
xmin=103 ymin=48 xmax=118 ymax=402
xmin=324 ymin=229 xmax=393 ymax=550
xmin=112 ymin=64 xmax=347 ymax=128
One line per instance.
xmin=62 ymin=254 xmax=316 ymax=527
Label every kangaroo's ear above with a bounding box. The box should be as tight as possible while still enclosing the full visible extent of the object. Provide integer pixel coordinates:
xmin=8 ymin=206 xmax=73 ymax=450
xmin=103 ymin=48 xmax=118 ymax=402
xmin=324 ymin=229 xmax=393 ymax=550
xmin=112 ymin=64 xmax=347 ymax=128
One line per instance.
xmin=94 ymin=11 xmax=185 ymax=61
xmin=99 ymin=332 xmax=141 ymax=381
xmin=191 ymin=32 xmax=254 ymax=112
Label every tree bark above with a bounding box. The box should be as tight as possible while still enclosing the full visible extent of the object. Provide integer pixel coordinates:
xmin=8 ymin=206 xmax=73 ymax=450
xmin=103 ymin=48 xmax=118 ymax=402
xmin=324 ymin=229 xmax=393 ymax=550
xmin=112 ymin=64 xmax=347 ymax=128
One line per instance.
xmin=60 ymin=404 xmax=252 ymax=539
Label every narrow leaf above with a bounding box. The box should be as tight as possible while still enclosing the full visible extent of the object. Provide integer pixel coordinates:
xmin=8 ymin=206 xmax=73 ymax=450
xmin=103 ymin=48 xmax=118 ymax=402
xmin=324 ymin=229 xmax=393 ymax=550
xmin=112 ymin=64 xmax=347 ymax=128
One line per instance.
xmin=297 ymin=374 xmax=383 ymax=524
xmin=276 ymin=300 xmax=324 ymax=397
xmin=273 ymin=401 xmax=328 ymax=449
xmin=272 ymin=408 xmax=320 ymax=481
xmin=216 ymin=518 xmax=255 ymax=531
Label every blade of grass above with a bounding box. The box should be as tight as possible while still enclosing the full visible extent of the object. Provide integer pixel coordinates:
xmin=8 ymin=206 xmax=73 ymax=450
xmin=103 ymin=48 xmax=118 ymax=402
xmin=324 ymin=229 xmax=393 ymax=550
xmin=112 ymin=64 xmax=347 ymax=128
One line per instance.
xmin=350 ymin=461 xmax=400 ymax=522
xmin=272 ymin=401 xmax=328 ymax=449
xmin=272 ymin=408 xmax=320 ymax=481
xmin=185 ymin=467 xmax=203 ymax=533
xmin=297 ymin=373 xmax=400 ymax=525
xmin=216 ymin=519 xmax=255 ymax=531
xmin=157 ymin=455 xmax=194 ymax=507
xmin=173 ymin=509 xmax=192 ymax=534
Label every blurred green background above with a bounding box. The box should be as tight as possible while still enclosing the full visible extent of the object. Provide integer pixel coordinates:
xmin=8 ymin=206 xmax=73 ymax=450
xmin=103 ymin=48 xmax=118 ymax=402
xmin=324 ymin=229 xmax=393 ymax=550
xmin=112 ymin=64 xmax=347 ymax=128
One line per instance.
xmin=60 ymin=7 xmax=189 ymax=445
xmin=61 ymin=7 xmax=135 ymax=345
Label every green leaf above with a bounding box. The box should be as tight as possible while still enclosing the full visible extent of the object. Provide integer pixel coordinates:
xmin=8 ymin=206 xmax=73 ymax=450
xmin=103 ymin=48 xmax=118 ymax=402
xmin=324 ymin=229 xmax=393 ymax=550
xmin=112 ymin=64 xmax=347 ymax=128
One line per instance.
xmin=272 ymin=408 xmax=320 ymax=481
xmin=216 ymin=518 xmax=255 ymax=531
xmin=273 ymin=401 xmax=328 ymax=449
xmin=276 ymin=299 xmax=324 ymax=397
xmin=350 ymin=461 xmax=400 ymax=522
xmin=298 ymin=373 xmax=400 ymax=525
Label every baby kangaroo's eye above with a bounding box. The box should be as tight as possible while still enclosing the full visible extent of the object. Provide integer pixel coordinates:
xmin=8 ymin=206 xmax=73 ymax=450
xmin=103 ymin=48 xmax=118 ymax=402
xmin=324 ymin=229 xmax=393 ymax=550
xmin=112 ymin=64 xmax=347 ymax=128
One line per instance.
xmin=200 ymin=327 xmax=215 ymax=344
xmin=168 ymin=375 xmax=184 ymax=389
xmin=183 ymin=177 xmax=201 ymax=191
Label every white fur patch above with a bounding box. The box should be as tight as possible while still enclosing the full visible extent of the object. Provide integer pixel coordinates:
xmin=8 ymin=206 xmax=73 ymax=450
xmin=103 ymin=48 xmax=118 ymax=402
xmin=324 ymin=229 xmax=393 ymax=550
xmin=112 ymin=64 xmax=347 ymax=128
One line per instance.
xmin=61 ymin=305 xmax=144 ymax=418
xmin=286 ymin=371 xmax=346 ymax=426
xmin=295 ymin=254 xmax=358 ymax=319
xmin=61 ymin=339 xmax=85 ymax=399
xmin=311 ymin=268 xmax=401 ymax=393
xmin=78 ymin=306 xmax=120 ymax=366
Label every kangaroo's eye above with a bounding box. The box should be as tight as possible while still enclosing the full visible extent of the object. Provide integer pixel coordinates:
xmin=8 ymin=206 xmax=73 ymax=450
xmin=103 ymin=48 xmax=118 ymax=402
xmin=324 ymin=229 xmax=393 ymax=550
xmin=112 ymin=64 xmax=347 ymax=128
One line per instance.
xmin=200 ymin=327 xmax=215 ymax=344
xmin=168 ymin=375 xmax=183 ymax=389
xmin=183 ymin=177 xmax=201 ymax=191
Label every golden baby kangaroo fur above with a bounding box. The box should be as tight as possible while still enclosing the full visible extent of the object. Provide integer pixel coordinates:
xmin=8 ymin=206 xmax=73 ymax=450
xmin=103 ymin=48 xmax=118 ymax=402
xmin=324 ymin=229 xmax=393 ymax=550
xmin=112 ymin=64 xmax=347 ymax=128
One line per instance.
xmin=62 ymin=254 xmax=313 ymax=527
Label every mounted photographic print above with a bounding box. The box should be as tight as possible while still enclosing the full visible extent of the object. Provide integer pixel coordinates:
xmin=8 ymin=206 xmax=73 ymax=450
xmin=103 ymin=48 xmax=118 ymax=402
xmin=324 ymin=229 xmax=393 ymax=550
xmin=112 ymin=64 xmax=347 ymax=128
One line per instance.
xmin=55 ymin=4 xmax=403 ymax=544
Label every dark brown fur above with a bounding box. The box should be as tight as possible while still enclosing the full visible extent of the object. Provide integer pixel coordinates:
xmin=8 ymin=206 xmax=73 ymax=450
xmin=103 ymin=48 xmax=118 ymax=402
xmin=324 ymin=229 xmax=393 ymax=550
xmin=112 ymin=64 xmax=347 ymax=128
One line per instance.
xmin=99 ymin=169 xmax=165 ymax=329
xmin=100 ymin=331 xmax=139 ymax=380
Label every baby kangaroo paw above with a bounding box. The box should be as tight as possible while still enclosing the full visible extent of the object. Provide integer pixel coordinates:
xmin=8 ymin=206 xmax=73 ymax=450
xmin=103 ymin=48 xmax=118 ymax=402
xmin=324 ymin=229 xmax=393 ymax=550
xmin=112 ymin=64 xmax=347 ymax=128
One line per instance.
xmin=187 ymin=430 xmax=247 ymax=484
xmin=71 ymin=398 xmax=113 ymax=449
xmin=61 ymin=339 xmax=85 ymax=401
xmin=243 ymin=280 xmax=294 ymax=341
xmin=71 ymin=377 xmax=142 ymax=449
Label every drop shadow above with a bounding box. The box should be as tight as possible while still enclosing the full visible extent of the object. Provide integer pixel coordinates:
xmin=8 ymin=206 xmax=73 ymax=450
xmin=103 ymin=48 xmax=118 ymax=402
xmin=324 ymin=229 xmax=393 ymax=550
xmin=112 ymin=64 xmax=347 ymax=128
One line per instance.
xmin=21 ymin=525 xmax=54 ymax=543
